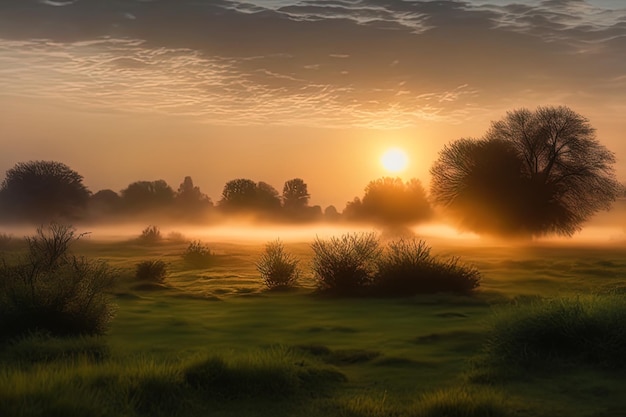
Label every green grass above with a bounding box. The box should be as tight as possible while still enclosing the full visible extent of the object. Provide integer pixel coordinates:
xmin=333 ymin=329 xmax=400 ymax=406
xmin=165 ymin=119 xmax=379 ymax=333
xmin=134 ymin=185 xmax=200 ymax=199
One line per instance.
xmin=1 ymin=236 xmax=626 ymax=416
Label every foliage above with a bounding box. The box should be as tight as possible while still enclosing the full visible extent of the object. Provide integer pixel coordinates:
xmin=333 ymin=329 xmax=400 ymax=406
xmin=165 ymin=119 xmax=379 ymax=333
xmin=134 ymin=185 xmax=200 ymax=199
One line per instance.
xmin=182 ymin=240 xmax=213 ymax=268
xmin=175 ymin=176 xmax=212 ymax=215
xmin=138 ymin=225 xmax=162 ymax=243
xmin=482 ymin=295 xmax=626 ymax=371
xmin=311 ymin=232 xmax=381 ymax=295
xmin=256 ymin=239 xmax=300 ymax=290
xmin=218 ymin=178 xmax=258 ymax=210
xmin=120 ymin=180 xmax=175 ymax=212
xmin=344 ymin=177 xmax=431 ymax=225
xmin=374 ymin=239 xmax=481 ymax=295
xmin=218 ymin=178 xmax=281 ymax=213
xmin=0 ymin=224 xmax=117 ymax=341
xmin=282 ymin=178 xmax=310 ymax=209
xmin=135 ymin=260 xmax=167 ymax=283
xmin=430 ymin=106 xmax=621 ymax=237
xmin=0 ymin=160 xmax=90 ymax=222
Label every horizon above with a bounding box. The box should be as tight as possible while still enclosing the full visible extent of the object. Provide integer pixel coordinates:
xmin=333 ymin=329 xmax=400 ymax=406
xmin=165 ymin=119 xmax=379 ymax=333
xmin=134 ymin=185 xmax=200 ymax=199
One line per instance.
xmin=1 ymin=0 xmax=625 ymax=209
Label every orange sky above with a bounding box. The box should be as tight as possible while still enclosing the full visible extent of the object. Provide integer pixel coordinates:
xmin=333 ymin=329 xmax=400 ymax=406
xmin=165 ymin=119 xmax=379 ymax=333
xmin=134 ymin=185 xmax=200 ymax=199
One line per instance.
xmin=0 ymin=1 xmax=624 ymax=210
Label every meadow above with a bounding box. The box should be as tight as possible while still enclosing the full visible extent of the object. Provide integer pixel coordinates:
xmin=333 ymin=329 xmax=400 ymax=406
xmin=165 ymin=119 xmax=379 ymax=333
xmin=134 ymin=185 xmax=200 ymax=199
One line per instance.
xmin=1 ymin=225 xmax=626 ymax=417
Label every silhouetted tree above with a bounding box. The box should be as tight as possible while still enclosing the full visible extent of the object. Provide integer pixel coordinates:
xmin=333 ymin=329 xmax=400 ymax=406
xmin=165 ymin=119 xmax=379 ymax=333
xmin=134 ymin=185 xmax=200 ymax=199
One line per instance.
xmin=430 ymin=106 xmax=621 ymax=236
xmin=88 ymin=189 xmax=122 ymax=217
xmin=344 ymin=177 xmax=431 ymax=225
xmin=0 ymin=160 xmax=90 ymax=222
xmin=256 ymin=181 xmax=282 ymax=212
xmin=175 ymin=176 xmax=212 ymax=213
xmin=219 ymin=178 xmax=258 ymax=211
xmin=282 ymin=178 xmax=310 ymax=209
xmin=324 ymin=205 xmax=341 ymax=222
xmin=120 ymin=180 xmax=175 ymax=212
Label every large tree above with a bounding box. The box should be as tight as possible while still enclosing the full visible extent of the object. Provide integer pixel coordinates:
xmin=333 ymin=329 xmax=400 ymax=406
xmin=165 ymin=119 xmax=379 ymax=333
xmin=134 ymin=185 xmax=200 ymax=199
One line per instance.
xmin=430 ymin=106 xmax=621 ymax=236
xmin=0 ymin=160 xmax=90 ymax=222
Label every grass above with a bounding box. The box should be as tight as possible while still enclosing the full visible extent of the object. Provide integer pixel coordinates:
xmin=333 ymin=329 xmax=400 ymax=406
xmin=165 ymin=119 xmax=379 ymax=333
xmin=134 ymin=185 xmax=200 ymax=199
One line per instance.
xmin=1 ymin=235 xmax=626 ymax=416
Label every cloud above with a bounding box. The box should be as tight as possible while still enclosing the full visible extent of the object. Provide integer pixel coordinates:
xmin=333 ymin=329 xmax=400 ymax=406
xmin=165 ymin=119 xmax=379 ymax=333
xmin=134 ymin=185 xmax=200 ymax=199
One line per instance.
xmin=0 ymin=0 xmax=623 ymax=128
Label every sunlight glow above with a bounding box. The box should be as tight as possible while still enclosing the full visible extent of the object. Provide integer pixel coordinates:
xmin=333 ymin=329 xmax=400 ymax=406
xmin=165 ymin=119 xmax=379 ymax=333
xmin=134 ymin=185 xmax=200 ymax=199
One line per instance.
xmin=381 ymin=148 xmax=409 ymax=172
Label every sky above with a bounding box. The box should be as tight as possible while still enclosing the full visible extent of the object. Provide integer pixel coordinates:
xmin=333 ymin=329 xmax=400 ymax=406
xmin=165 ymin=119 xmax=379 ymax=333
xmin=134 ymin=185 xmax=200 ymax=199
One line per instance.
xmin=0 ymin=0 xmax=624 ymax=210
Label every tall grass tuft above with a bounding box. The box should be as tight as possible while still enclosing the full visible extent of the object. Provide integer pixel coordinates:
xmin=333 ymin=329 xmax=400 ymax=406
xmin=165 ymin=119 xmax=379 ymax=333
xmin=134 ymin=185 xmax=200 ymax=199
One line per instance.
xmin=135 ymin=259 xmax=167 ymax=283
xmin=256 ymin=239 xmax=300 ymax=290
xmin=138 ymin=225 xmax=162 ymax=244
xmin=482 ymin=295 xmax=626 ymax=371
xmin=311 ymin=232 xmax=381 ymax=295
xmin=184 ymin=347 xmax=346 ymax=400
xmin=414 ymin=387 xmax=511 ymax=417
xmin=182 ymin=240 xmax=213 ymax=268
xmin=374 ymin=238 xmax=481 ymax=296
xmin=0 ymin=224 xmax=117 ymax=341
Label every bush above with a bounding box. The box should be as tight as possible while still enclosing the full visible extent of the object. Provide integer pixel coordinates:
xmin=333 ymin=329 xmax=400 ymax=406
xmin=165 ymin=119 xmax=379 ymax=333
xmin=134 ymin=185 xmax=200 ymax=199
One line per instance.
xmin=182 ymin=240 xmax=213 ymax=268
xmin=135 ymin=259 xmax=167 ymax=283
xmin=0 ymin=233 xmax=12 ymax=250
xmin=256 ymin=239 xmax=300 ymax=290
xmin=482 ymin=295 xmax=626 ymax=371
xmin=138 ymin=225 xmax=162 ymax=243
xmin=374 ymin=238 xmax=481 ymax=295
xmin=311 ymin=232 xmax=381 ymax=295
xmin=0 ymin=224 xmax=117 ymax=341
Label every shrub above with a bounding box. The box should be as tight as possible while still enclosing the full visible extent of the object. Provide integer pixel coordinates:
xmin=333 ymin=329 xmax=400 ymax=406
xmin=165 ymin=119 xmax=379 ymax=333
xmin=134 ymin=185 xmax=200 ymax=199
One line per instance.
xmin=135 ymin=259 xmax=167 ymax=283
xmin=374 ymin=238 xmax=481 ymax=295
xmin=311 ymin=232 xmax=381 ymax=295
xmin=482 ymin=295 xmax=626 ymax=371
xmin=256 ymin=239 xmax=300 ymax=290
xmin=0 ymin=224 xmax=117 ymax=341
xmin=182 ymin=240 xmax=213 ymax=268
xmin=138 ymin=225 xmax=162 ymax=243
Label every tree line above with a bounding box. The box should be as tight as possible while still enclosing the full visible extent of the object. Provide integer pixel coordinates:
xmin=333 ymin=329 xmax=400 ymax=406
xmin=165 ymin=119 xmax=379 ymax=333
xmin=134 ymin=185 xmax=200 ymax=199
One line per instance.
xmin=0 ymin=106 xmax=623 ymax=236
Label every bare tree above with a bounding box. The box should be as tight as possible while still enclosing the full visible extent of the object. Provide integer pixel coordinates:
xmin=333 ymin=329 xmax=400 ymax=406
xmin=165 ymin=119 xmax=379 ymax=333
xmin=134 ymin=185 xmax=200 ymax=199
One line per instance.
xmin=430 ymin=106 xmax=621 ymax=236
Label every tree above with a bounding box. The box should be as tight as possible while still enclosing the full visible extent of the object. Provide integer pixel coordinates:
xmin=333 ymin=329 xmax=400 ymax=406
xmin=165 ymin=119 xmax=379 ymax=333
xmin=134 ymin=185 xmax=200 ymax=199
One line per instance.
xmin=0 ymin=160 xmax=90 ymax=222
xmin=256 ymin=181 xmax=282 ymax=212
xmin=89 ymin=189 xmax=122 ymax=217
xmin=218 ymin=178 xmax=281 ymax=213
xmin=120 ymin=180 xmax=175 ymax=212
xmin=282 ymin=178 xmax=310 ymax=209
xmin=175 ymin=176 xmax=212 ymax=211
xmin=344 ymin=177 xmax=431 ymax=225
xmin=430 ymin=106 xmax=621 ymax=237
xmin=219 ymin=178 xmax=258 ymax=211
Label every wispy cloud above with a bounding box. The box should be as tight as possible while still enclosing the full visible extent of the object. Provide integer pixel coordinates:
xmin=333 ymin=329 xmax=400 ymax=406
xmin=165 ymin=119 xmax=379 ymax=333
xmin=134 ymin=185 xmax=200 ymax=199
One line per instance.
xmin=0 ymin=0 xmax=623 ymax=128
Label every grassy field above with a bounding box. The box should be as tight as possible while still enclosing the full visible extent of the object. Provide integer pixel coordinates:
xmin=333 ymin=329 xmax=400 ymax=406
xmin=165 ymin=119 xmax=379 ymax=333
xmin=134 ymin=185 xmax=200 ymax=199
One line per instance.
xmin=1 ymin=228 xmax=626 ymax=417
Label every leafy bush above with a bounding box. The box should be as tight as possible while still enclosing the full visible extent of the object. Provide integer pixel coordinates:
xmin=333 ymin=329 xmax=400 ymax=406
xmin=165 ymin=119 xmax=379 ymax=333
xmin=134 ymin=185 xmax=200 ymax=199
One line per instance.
xmin=0 ymin=224 xmax=117 ymax=341
xmin=311 ymin=232 xmax=381 ymax=295
xmin=256 ymin=239 xmax=300 ymax=290
xmin=182 ymin=240 xmax=213 ymax=268
xmin=374 ymin=238 xmax=481 ymax=295
xmin=138 ymin=225 xmax=162 ymax=243
xmin=482 ymin=295 xmax=626 ymax=371
xmin=135 ymin=259 xmax=167 ymax=283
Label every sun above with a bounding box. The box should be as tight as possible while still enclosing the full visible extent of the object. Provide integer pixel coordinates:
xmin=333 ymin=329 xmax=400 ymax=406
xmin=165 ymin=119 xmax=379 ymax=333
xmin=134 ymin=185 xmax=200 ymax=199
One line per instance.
xmin=381 ymin=148 xmax=409 ymax=173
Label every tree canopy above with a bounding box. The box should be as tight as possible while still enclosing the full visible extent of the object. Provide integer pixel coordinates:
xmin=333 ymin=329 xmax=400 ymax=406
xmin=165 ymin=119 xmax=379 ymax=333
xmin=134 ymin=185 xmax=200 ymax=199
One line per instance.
xmin=430 ymin=106 xmax=621 ymax=237
xmin=0 ymin=160 xmax=90 ymax=222
xmin=345 ymin=177 xmax=431 ymax=225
